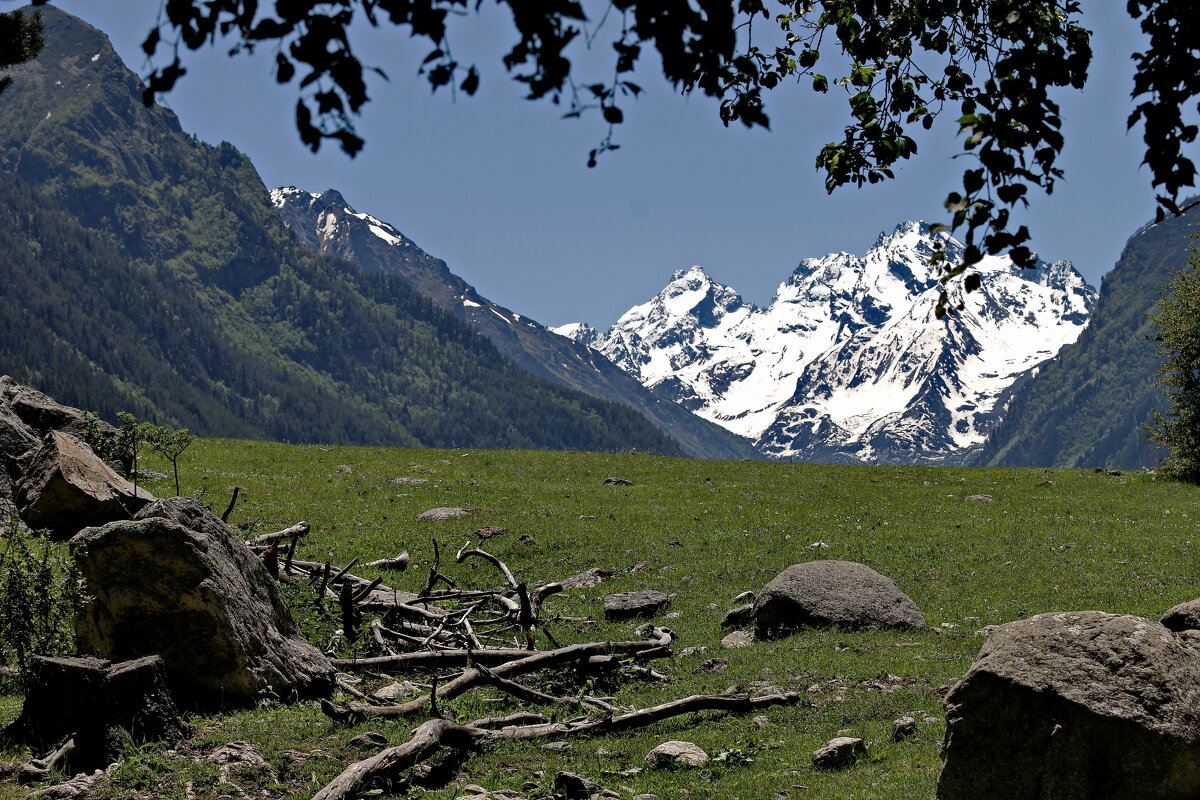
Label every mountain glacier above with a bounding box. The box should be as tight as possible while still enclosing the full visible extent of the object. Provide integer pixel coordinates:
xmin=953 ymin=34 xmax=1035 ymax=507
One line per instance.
xmin=554 ymin=222 xmax=1098 ymax=464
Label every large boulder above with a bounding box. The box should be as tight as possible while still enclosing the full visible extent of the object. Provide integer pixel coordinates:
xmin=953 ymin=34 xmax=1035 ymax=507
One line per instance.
xmin=71 ymin=498 xmax=334 ymax=709
xmin=17 ymin=431 xmax=153 ymax=538
xmin=936 ymin=611 xmax=1200 ymax=800
xmin=751 ymin=560 xmax=925 ymax=635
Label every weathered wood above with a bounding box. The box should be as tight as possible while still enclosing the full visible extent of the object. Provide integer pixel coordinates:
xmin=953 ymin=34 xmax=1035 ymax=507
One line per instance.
xmin=246 ymin=520 xmax=309 ymax=549
xmin=324 ymin=630 xmax=673 ymax=721
xmin=312 ymin=691 xmax=804 ymax=800
xmin=221 ymin=486 xmax=241 ymax=522
xmin=455 ymin=542 xmax=518 ymax=589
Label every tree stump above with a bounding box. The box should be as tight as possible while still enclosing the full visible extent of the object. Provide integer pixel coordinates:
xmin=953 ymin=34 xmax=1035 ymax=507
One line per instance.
xmin=2 ymin=655 xmax=188 ymax=774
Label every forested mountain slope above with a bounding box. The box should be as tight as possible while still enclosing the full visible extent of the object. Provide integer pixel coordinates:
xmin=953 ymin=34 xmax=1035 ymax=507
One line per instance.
xmin=271 ymin=188 xmax=754 ymax=459
xmin=978 ymin=206 xmax=1200 ymax=468
xmin=0 ymin=6 xmax=682 ymax=455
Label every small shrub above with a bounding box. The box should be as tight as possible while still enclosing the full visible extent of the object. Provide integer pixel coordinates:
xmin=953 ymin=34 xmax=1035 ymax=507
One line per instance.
xmin=0 ymin=522 xmax=85 ymax=679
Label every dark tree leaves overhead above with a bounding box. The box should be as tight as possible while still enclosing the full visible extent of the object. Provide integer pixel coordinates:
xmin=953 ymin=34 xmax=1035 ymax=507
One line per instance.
xmin=129 ymin=2 xmax=1196 ymax=306
xmin=0 ymin=5 xmax=45 ymax=96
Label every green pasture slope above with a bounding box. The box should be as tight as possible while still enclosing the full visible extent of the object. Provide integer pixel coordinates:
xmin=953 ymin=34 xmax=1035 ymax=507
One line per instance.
xmin=3 ymin=440 xmax=1199 ymax=800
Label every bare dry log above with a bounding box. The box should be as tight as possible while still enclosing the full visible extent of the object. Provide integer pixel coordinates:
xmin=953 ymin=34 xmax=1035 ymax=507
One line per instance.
xmin=246 ymin=520 xmax=309 ymax=549
xmin=323 ymin=630 xmax=673 ymax=722
xmin=312 ymin=691 xmax=804 ymax=800
xmin=365 ymin=551 xmax=410 ymax=571
xmin=332 ymin=629 xmax=672 ymax=673
xmin=455 ymin=542 xmax=518 ymax=589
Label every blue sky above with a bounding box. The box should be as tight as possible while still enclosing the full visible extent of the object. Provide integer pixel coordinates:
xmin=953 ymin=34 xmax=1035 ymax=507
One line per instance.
xmin=54 ymin=2 xmax=1157 ymax=328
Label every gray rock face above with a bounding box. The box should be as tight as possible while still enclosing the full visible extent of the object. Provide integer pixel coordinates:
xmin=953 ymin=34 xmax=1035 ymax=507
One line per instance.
xmin=752 ymin=560 xmax=925 ymax=635
xmin=71 ymin=506 xmax=334 ymax=709
xmin=415 ymin=506 xmax=471 ymax=521
xmin=936 ymin=611 xmax=1200 ymax=800
xmin=812 ymin=737 xmax=866 ymax=769
xmin=645 ymin=740 xmax=709 ymax=767
xmin=603 ymin=590 xmax=670 ymax=620
xmin=1161 ymin=599 xmax=1200 ymax=632
xmin=1 ymin=380 xmax=112 ymax=441
xmin=0 ymin=404 xmax=38 ymax=473
xmin=17 ymin=431 xmax=153 ymax=538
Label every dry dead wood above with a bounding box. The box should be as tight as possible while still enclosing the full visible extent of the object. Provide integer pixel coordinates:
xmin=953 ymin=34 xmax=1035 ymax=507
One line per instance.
xmin=312 ymin=691 xmax=804 ymax=800
xmin=246 ymin=520 xmax=309 ymax=549
xmin=365 ymin=551 xmax=410 ymax=571
xmin=323 ymin=630 xmax=673 ymax=721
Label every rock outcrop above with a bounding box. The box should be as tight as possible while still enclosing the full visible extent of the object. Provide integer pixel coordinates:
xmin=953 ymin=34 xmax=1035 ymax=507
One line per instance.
xmin=71 ymin=498 xmax=334 ymax=709
xmin=752 ymin=560 xmax=925 ymax=635
xmin=17 ymin=431 xmax=152 ymax=538
xmin=937 ymin=611 xmax=1200 ymax=800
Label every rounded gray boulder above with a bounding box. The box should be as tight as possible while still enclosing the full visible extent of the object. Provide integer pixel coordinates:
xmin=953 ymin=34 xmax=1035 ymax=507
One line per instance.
xmin=751 ymin=560 xmax=925 ymax=635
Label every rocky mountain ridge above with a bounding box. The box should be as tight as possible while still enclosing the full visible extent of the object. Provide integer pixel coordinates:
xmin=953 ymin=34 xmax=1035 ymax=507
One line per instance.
xmin=556 ymin=223 xmax=1098 ymax=464
xmin=269 ymin=187 xmax=756 ymax=460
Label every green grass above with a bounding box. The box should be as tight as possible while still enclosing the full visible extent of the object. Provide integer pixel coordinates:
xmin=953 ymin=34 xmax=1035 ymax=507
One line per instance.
xmin=4 ymin=439 xmax=1199 ymax=800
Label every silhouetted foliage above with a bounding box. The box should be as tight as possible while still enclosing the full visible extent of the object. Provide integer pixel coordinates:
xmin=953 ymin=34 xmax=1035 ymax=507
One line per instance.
xmin=0 ymin=5 xmax=43 ymax=96
xmin=135 ymin=2 xmax=1200 ymax=307
xmin=1146 ymin=240 xmax=1200 ymax=481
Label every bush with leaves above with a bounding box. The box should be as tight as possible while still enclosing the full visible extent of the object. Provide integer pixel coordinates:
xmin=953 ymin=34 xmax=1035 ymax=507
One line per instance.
xmin=1146 ymin=242 xmax=1200 ymax=482
xmin=0 ymin=522 xmax=85 ymax=679
xmin=144 ymin=424 xmax=196 ymax=497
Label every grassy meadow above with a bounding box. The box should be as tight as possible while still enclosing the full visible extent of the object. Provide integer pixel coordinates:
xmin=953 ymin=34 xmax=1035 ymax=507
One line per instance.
xmin=3 ymin=438 xmax=1199 ymax=800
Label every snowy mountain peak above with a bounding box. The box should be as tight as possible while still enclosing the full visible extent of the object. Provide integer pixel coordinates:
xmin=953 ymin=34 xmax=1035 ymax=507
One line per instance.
xmin=560 ymin=224 xmax=1098 ymax=464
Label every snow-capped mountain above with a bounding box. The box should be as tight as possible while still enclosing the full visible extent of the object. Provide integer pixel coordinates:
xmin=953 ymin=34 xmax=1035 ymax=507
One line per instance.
xmin=553 ymin=222 xmax=1098 ymax=464
xmin=269 ymin=187 xmax=756 ymax=460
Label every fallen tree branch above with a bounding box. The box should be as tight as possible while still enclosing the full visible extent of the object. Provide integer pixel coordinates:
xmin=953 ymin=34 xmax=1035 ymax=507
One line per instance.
xmin=332 ymin=629 xmax=672 ymax=673
xmin=323 ymin=630 xmax=672 ymax=721
xmin=312 ymin=691 xmax=804 ymax=800
xmin=246 ymin=520 xmax=309 ymax=549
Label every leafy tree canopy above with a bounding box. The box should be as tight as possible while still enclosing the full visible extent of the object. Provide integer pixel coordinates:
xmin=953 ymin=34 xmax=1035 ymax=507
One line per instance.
xmin=9 ymin=2 xmax=1199 ymax=312
xmin=0 ymin=3 xmax=44 ymax=96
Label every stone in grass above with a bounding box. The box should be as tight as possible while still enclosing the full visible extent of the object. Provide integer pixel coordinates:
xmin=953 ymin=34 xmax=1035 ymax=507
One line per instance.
xmin=542 ymin=740 xmax=571 ymax=752
xmin=812 ymin=737 xmax=866 ymax=769
xmin=602 ymin=477 xmax=633 ymax=485
xmin=721 ymin=603 xmax=754 ymax=629
xmin=721 ymin=630 xmax=754 ymax=649
xmin=892 ymin=716 xmax=918 ymax=741
xmin=697 ymin=657 xmax=729 ymax=674
xmin=1161 ymin=598 xmax=1200 ymax=632
xmin=752 ymin=560 xmax=926 ymax=636
xmin=645 ymin=740 xmax=709 ymax=767
xmin=416 ymin=506 xmax=472 ymax=521
xmin=603 ymin=589 xmax=670 ymax=620
xmin=348 ymin=731 xmax=389 ymax=749
xmin=964 ymin=494 xmax=994 ymax=503
xmin=937 ymin=611 xmax=1200 ymax=800
xmin=554 ymin=771 xmax=601 ymax=799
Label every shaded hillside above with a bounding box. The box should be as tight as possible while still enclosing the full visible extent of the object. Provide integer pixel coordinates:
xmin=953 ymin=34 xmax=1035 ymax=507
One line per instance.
xmin=0 ymin=6 xmax=682 ymax=455
xmin=978 ymin=206 xmax=1200 ymax=468
xmin=272 ymin=188 xmax=756 ymax=460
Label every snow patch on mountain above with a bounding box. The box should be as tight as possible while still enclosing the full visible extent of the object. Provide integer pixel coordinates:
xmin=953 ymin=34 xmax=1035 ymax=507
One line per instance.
xmin=556 ymin=222 xmax=1097 ymax=464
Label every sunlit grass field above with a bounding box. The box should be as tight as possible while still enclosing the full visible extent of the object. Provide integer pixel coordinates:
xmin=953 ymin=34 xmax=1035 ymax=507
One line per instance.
xmin=3 ymin=438 xmax=1198 ymax=800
